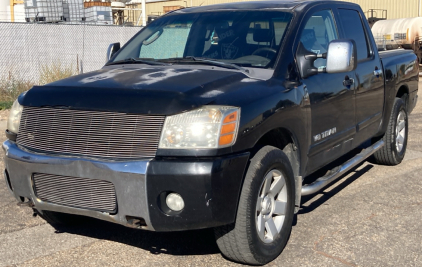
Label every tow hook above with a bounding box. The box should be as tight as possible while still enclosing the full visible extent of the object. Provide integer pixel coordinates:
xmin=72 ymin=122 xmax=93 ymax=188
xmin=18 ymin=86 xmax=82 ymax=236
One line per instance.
xmin=32 ymin=208 xmax=39 ymax=217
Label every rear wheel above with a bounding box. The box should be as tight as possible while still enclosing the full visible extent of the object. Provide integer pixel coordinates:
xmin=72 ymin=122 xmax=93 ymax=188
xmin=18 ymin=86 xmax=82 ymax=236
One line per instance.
xmin=214 ymin=146 xmax=295 ymax=265
xmin=374 ymin=97 xmax=408 ymax=165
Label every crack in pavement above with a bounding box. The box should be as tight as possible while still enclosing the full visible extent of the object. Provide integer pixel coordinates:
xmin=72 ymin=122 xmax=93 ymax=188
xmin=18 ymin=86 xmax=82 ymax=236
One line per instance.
xmin=311 ymin=212 xmax=384 ymax=267
xmin=313 ymin=231 xmax=358 ymax=267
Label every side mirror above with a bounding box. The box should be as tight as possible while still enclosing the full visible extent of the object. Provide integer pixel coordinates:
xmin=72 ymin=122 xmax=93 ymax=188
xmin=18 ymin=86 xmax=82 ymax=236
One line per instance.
xmin=326 ymin=39 xmax=357 ymax=73
xmin=106 ymin=42 xmax=121 ymax=62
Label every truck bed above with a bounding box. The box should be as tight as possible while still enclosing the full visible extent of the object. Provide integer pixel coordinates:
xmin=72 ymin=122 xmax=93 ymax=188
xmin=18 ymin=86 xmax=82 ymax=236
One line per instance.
xmin=379 ymin=48 xmax=415 ymax=59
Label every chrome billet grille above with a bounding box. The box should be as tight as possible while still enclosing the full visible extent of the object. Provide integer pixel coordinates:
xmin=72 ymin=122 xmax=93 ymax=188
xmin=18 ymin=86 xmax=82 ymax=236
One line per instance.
xmin=17 ymin=107 xmax=165 ymax=159
xmin=33 ymin=173 xmax=117 ymax=212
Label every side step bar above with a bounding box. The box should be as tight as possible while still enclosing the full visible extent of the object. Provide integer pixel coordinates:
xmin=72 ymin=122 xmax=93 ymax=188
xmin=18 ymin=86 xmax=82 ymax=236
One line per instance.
xmin=301 ymin=140 xmax=385 ymax=196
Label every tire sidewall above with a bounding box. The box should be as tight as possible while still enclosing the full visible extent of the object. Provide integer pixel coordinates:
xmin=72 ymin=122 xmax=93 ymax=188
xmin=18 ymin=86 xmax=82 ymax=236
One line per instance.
xmin=242 ymin=147 xmax=295 ymax=263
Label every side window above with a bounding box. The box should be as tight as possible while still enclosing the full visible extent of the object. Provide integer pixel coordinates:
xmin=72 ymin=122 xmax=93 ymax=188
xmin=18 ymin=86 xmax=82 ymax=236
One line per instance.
xmin=338 ymin=9 xmax=371 ymax=61
xmin=300 ymin=10 xmax=338 ymax=69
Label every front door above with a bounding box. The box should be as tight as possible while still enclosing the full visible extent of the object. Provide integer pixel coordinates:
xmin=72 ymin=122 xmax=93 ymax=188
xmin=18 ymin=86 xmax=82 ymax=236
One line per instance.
xmin=298 ymin=9 xmax=356 ymax=173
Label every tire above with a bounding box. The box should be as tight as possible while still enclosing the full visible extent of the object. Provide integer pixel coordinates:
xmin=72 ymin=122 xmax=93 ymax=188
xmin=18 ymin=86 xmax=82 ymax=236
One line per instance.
xmin=35 ymin=209 xmax=90 ymax=226
xmin=214 ymin=146 xmax=295 ymax=265
xmin=374 ymin=97 xmax=408 ymax=165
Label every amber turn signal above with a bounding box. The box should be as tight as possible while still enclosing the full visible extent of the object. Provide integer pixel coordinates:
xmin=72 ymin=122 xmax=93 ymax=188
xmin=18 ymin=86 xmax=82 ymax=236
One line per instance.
xmin=223 ymin=111 xmax=238 ymax=124
xmin=219 ymin=133 xmax=234 ymax=146
xmin=219 ymin=111 xmax=239 ymax=146
xmin=220 ymin=122 xmax=236 ymax=135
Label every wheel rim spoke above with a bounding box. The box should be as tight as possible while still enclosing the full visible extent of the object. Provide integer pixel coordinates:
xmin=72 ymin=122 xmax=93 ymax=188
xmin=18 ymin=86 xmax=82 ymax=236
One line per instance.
xmin=398 ymin=121 xmax=405 ymax=132
xmin=256 ymin=197 xmax=263 ymax=211
xmin=398 ymin=112 xmax=404 ymax=121
xmin=269 ymin=174 xmax=285 ymax=196
xmin=261 ymin=175 xmax=272 ymax=196
xmin=273 ymin=200 xmax=286 ymax=215
xmin=265 ymin=218 xmax=278 ymax=241
xmin=257 ymin=214 xmax=265 ymax=240
xmin=397 ymin=134 xmax=404 ymax=145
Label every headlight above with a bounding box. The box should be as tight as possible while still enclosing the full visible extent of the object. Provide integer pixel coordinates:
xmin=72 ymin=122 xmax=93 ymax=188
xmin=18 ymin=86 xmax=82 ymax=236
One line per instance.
xmin=7 ymin=99 xmax=23 ymax=134
xmin=159 ymin=106 xmax=240 ymax=149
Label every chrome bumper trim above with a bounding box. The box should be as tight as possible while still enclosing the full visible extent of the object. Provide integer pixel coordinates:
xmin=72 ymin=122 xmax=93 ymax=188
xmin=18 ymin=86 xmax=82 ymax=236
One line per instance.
xmin=2 ymin=140 xmax=154 ymax=230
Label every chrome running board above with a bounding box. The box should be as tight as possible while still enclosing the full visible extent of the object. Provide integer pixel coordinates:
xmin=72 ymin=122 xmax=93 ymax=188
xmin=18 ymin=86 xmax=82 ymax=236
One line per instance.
xmin=301 ymin=140 xmax=385 ymax=196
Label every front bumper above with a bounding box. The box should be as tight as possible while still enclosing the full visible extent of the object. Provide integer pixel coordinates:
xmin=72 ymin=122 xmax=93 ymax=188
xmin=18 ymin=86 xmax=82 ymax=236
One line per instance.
xmin=3 ymin=140 xmax=249 ymax=231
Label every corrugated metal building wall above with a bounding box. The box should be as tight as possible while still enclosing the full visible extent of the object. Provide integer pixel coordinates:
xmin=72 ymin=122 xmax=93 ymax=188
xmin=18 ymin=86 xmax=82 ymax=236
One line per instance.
xmin=126 ymin=0 xmax=263 ymax=24
xmin=145 ymin=0 xmax=262 ymax=16
xmin=347 ymin=0 xmax=421 ymax=19
xmin=125 ymin=0 xmax=422 ymax=25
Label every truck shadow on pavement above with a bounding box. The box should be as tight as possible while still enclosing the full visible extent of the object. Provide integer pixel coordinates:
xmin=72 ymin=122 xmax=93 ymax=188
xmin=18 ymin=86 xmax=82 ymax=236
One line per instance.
xmin=298 ymin=163 xmax=374 ymax=215
xmin=53 ymin=221 xmax=220 ymax=256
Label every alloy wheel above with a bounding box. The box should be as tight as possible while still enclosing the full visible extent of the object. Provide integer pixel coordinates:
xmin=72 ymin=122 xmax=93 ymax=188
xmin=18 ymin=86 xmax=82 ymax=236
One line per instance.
xmin=256 ymin=169 xmax=287 ymax=243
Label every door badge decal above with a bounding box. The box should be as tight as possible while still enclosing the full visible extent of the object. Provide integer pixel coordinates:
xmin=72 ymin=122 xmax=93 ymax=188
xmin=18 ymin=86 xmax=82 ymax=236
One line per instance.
xmin=314 ymin=127 xmax=337 ymax=142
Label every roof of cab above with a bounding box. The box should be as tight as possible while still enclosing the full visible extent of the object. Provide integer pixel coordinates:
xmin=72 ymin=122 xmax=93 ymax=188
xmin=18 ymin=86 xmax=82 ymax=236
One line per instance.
xmin=173 ymin=0 xmax=330 ymax=14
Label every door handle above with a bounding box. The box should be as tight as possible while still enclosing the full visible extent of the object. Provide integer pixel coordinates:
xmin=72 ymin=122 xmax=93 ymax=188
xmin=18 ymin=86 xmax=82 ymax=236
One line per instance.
xmin=374 ymin=69 xmax=383 ymax=76
xmin=343 ymin=78 xmax=354 ymax=87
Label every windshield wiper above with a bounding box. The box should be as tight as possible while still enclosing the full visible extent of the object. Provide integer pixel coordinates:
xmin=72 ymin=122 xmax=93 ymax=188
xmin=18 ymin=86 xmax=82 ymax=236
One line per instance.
xmin=159 ymin=57 xmax=249 ymax=73
xmin=107 ymin=57 xmax=168 ymax=66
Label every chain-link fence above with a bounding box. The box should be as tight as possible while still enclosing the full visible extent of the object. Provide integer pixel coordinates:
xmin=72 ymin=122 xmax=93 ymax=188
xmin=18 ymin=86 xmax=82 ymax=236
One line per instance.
xmin=2 ymin=22 xmax=141 ymax=81
xmin=0 ymin=22 xmax=141 ymax=102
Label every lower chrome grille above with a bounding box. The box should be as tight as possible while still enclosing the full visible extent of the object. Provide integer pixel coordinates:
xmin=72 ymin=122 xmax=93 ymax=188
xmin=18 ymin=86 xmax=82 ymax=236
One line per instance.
xmin=33 ymin=173 xmax=117 ymax=213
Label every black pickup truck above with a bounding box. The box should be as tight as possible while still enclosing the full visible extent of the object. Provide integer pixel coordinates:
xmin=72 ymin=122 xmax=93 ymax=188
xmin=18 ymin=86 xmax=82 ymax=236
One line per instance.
xmin=3 ymin=0 xmax=419 ymax=265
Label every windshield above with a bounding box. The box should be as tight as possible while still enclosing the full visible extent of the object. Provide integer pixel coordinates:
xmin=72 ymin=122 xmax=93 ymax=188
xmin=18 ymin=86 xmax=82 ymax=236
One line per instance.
xmin=111 ymin=10 xmax=293 ymax=69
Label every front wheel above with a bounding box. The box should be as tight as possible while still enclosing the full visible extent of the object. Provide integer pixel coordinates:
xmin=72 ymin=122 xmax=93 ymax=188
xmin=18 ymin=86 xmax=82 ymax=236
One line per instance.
xmin=374 ymin=97 xmax=408 ymax=165
xmin=214 ymin=146 xmax=295 ymax=265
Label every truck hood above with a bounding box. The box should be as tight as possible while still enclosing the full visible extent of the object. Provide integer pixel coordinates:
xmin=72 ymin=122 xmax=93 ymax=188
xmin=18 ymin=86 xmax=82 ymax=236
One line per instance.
xmin=21 ymin=65 xmax=266 ymax=115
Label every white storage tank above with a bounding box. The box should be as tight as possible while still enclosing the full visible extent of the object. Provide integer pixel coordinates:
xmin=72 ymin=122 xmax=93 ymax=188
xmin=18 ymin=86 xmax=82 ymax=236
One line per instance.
xmin=13 ymin=4 xmax=26 ymax=22
xmin=0 ymin=0 xmax=9 ymax=21
xmin=372 ymin=17 xmax=422 ymax=50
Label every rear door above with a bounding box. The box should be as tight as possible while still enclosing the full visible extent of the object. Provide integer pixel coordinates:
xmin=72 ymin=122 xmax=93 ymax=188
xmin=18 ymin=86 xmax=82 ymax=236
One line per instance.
xmin=337 ymin=8 xmax=384 ymax=146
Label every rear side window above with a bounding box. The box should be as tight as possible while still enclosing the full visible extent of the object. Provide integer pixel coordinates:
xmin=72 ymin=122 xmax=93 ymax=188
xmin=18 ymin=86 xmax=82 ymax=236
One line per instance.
xmin=246 ymin=21 xmax=271 ymax=45
xmin=246 ymin=18 xmax=289 ymax=46
xmin=338 ymin=9 xmax=371 ymax=61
